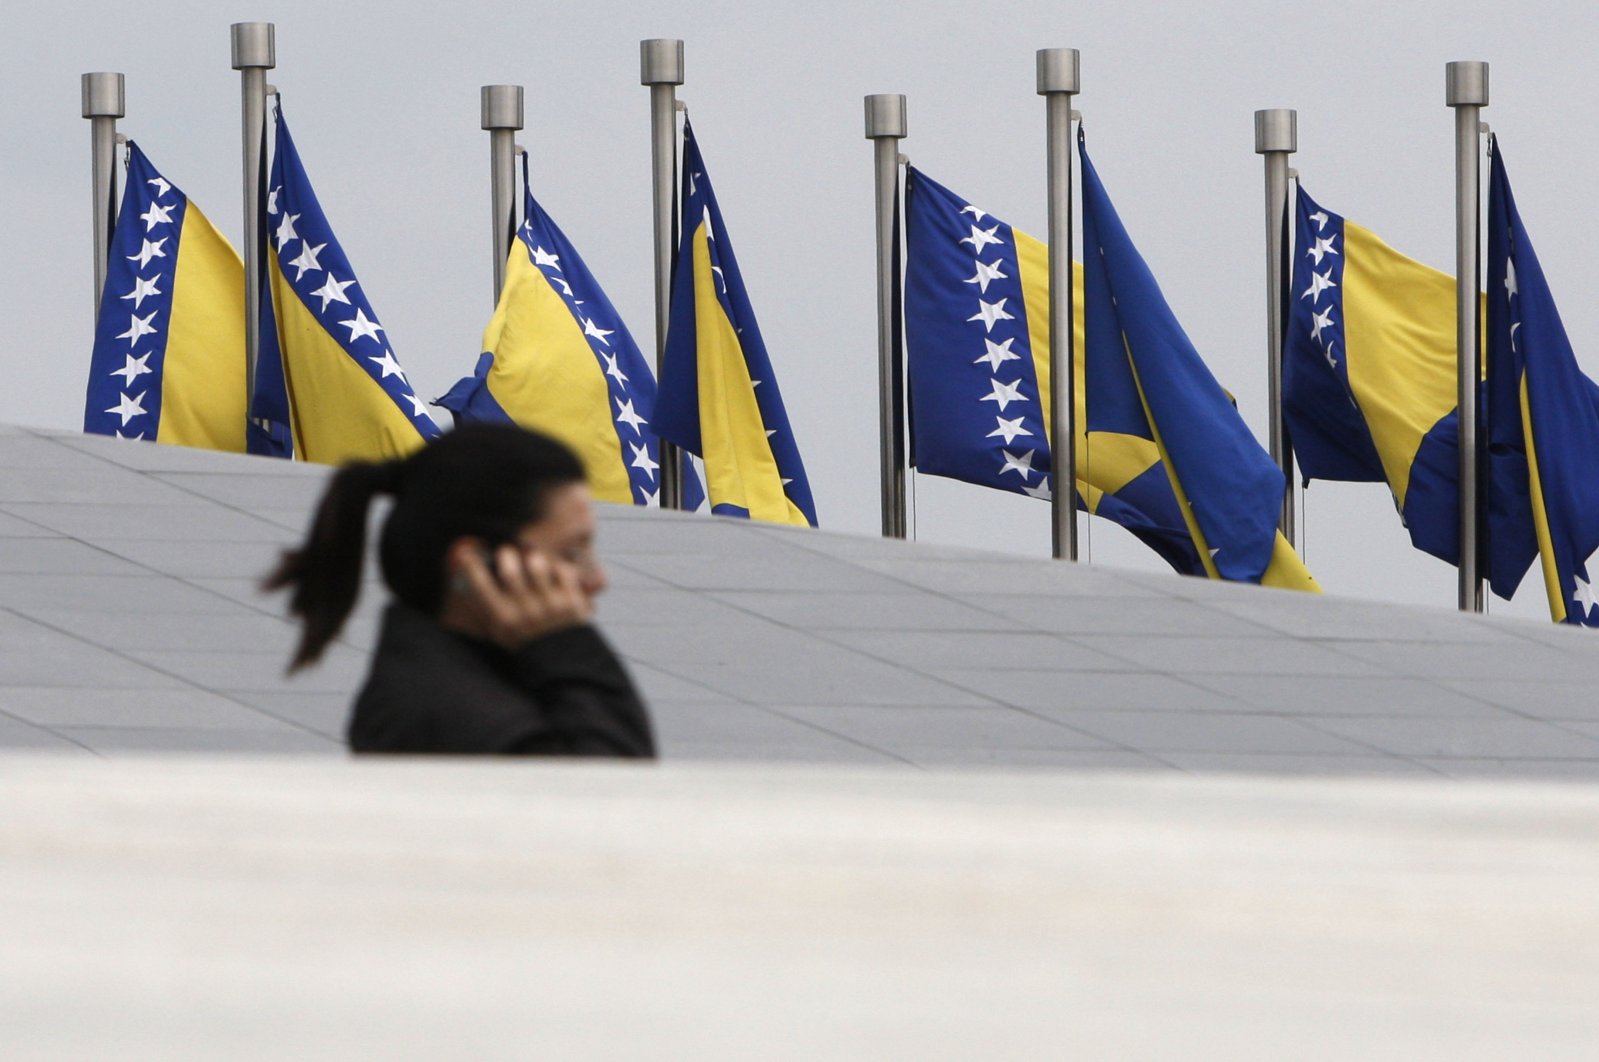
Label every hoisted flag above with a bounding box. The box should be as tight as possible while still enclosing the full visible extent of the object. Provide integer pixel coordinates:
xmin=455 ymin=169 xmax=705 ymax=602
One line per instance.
xmin=253 ymin=103 xmax=439 ymax=464
xmin=1487 ymin=140 xmax=1599 ymax=626
xmin=1282 ymin=183 xmax=1536 ymax=597
xmin=902 ymin=164 xmax=1201 ymax=575
xmin=85 ymin=143 xmax=247 ymax=451
xmin=437 ymin=156 xmax=696 ymax=508
xmin=654 ymin=120 xmax=817 ymax=526
xmin=1079 ymin=129 xmax=1315 ymax=590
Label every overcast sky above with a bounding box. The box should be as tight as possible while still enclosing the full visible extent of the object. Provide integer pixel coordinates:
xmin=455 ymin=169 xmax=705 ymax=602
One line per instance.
xmin=6 ymin=0 xmax=1594 ymax=621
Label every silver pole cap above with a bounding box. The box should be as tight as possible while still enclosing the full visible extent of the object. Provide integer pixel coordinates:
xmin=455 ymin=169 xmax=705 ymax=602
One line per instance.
xmin=864 ymin=94 xmax=907 ymax=140
xmin=640 ymin=39 xmax=685 ymax=86
xmin=1446 ymin=61 xmax=1489 ymax=107
xmin=481 ymin=85 xmax=524 ymax=131
xmin=231 ymin=22 xmax=276 ymax=70
xmin=81 ymin=72 xmax=125 ymax=119
xmin=1036 ymin=48 xmax=1081 ymax=95
xmin=1254 ymin=108 xmax=1297 ymax=154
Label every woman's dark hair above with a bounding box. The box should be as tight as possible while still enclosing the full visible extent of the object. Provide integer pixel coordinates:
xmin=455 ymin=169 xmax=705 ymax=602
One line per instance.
xmin=263 ymin=424 xmax=588 ymax=670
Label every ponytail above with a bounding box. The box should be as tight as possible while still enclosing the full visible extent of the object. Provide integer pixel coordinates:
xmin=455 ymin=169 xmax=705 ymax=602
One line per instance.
xmin=263 ymin=460 xmax=403 ymax=670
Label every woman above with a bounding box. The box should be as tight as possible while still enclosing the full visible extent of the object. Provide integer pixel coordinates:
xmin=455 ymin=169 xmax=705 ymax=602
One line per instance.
xmin=264 ymin=424 xmax=655 ymax=757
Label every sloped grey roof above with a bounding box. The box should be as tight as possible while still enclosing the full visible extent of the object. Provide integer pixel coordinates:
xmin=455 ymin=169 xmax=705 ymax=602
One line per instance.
xmin=1 ymin=423 xmax=1596 ymax=777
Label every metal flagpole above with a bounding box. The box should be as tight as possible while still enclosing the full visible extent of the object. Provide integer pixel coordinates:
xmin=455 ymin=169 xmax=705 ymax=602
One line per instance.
xmin=232 ymin=22 xmax=275 ymax=420
xmin=1037 ymin=49 xmax=1080 ymax=562
xmin=641 ymin=38 xmax=684 ymax=510
xmin=1447 ymin=61 xmax=1488 ymax=613
xmin=82 ymin=72 xmax=126 ymax=322
xmin=865 ymin=94 xmax=908 ymax=539
xmin=1255 ymin=108 xmax=1297 ymax=545
xmin=481 ymin=85 xmax=524 ymax=305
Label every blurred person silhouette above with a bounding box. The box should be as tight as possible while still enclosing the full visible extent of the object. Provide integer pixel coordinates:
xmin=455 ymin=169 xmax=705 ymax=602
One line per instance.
xmin=264 ymin=423 xmax=654 ymax=757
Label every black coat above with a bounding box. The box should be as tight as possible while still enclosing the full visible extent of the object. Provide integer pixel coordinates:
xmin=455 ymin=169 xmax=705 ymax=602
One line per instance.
xmin=347 ymin=603 xmax=656 ymax=757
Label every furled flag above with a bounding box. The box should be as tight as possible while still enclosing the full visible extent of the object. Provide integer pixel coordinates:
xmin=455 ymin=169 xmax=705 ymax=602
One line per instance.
xmin=437 ymin=157 xmax=697 ymax=508
xmin=1486 ymin=139 xmax=1599 ymax=626
xmin=903 ymin=164 xmax=1201 ymax=574
xmin=1078 ymin=129 xmax=1316 ymax=590
xmin=251 ymin=103 xmax=439 ymax=464
xmin=654 ymin=120 xmax=817 ymax=526
xmin=1283 ymin=183 xmax=1536 ymax=597
xmin=85 ymin=143 xmax=247 ymax=450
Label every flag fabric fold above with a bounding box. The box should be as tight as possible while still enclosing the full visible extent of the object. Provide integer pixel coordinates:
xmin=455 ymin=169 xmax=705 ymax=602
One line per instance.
xmin=253 ymin=104 xmax=439 ymax=464
xmin=654 ymin=120 xmax=817 ymax=526
xmin=438 ymin=156 xmax=697 ymax=508
xmin=1486 ymin=140 xmax=1599 ymax=626
xmin=1078 ymin=130 xmax=1315 ymax=590
xmin=901 ymin=164 xmax=1202 ymax=576
xmin=85 ymin=143 xmax=247 ymax=451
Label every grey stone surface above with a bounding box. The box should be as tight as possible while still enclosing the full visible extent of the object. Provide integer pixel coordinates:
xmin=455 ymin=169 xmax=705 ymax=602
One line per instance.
xmin=3 ymin=425 xmax=1599 ymax=779
xmin=3 ymin=760 xmax=1599 ymax=1058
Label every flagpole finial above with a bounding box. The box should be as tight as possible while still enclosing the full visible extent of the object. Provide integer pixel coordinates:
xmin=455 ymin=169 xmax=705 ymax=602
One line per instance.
xmin=863 ymin=94 xmax=907 ymax=140
xmin=230 ymin=22 xmax=276 ymax=71
xmin=80 ymin=72 xmax=125 ymax=119
xmin=1036 ymin=48 xmax=1081 ymax=96
xmin=1254 ymin=109 xmax=1296 ymax=154
xmin=1445 ymin=61 xmax=1489 ymax=107
xmin=640 ymin=39 xmax=685 ymax=86
xmin=480 ymin=85 xmax=524 ymax=131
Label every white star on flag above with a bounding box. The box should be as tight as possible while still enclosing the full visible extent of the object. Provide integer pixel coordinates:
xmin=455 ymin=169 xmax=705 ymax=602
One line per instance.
xmin=1306 ymin=235 xmax=1339 ymax=266
xmin=339 ymin=308 xmax=385 ymax=344
xmin=987 ymin=416 xmax=1033 ymax=445
xmin=310 ymin=274 xmax=356 ymax=312
xmin=120 ymin=275 xmax=163 ymax=309
xmin=999 ymin=449 xmax=1036 ymax=480
xmin=139 ymin=201 xmax=174 ymax=231
xmin=960 ymin=224 xmax=1004 ymax=254
xmin=403 ymin=392 xmax=431 ymax=418
xmin=968 ymin=298 xmax=1015 ymax=332
xmin=582 ymin=318 xmax=614 ymax=347
xmin=531 ymin=246 xmax=561 ymax=270
xmin=974 ymin=337 xmax=1021 ymax=372
xmin=614 ymin=397 xmax=647 ymax=434
xmin=601 ymin=351 xmax=629 ymax=388
xmin=1022 ymin=480 xmax=1053 ymax=500
xmin=964 ymin=260 xmax=1008 ymax=294
xmin=105 ymin=390 xmax=147 ymax=426
xmin=266 ymin=186 xmax=281 ymax=214
xmin=1571 ymin=546 xmax=1599 ymax=620
xmin=367 ymin=349 xmax=407 ymax=382
xmin=288 ymin=241 xmax=326 ymax=281
xmin=552 ymin=276 xmax=575 ymax=297
xmin=1509 ymin=321 xmax=1522 ymax=355
xmin=1310 ymin=307 xmax=1335 ymax=344
xmin=960 ymin=204 xmax=990 ymax=223
xmin=1505 ymin=257 xmax=1519 ymax=298
xmin=147 ymin=177 xmax=171 ymax=198
xmin=1302 ymin=268 xmax=1337 ymax=302
xmin=275 ymin=212 xmax=301 ymax=249
xmin=1309 ymin=210 xmax=1328 ymax=231
xmin=640 ymin=486 xmax=661 ymax=507
xmin=117 ymin=311 xmax=158 ymax=346
xmin=628 ymin=442 xmax=660 ymax=481
xmin=127 ymin=238 xmax=168 ymax=269
xmin=110 ymin=352 xmax=153 ymax=385
xmin=980 ymin=377 xmax=1027 ymax=412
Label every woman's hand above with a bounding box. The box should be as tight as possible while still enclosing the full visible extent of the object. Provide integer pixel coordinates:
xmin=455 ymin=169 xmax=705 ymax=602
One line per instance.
xmin=447 ymin=540 xmax=594 ymax=650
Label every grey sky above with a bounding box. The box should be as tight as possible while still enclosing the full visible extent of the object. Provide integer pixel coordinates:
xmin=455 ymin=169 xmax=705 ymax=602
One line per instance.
xmin=4 ymin=0 xmax=1592 ymax=621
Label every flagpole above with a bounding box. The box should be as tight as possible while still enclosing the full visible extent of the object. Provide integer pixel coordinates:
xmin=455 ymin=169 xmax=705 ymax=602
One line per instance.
xmin=1037 ymin=49 xmax=1080 ymax=562
xmin=865 ymin=94 xmax=908 ymax=539
xmin=1447 ymin=61 xmax=1488 ymax=613
xmin=232 ymin=21 xmax=275 ymax=422
xmin=481 ymin=85 xmax=524 ymax=305
xmin=642 ymin=38 xmax=685 ymax=510
xmin=81 ymin=72 xmax=126 ymax=322
xmin=1255 ymin=108 xmax=1297 ymax=545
